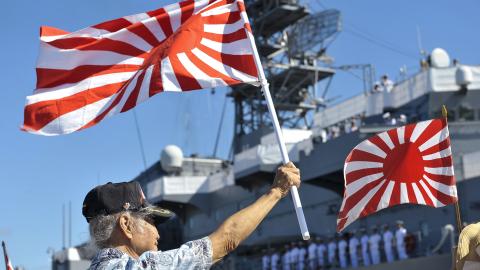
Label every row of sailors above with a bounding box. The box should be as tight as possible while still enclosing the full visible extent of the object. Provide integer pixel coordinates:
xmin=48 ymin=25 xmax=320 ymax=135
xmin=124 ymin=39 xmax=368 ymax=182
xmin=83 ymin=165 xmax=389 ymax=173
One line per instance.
xmin=262 ymin=221 xmax=408 ymax=270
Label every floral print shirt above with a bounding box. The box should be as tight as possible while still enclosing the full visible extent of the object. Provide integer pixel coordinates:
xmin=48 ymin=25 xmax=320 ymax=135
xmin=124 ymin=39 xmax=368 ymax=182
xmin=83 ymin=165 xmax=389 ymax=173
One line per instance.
xmin=89 ymin=237 xmax=212 ymax=270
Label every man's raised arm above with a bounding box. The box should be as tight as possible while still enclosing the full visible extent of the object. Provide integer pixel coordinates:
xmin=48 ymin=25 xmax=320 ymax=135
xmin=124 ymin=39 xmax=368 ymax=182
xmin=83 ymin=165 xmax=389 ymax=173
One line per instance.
xmin=209 ymin=162 xmax=301 ymax=263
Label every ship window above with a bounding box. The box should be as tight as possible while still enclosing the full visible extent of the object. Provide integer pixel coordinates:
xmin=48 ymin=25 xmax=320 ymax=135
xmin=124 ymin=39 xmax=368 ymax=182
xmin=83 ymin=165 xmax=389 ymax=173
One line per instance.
xmin=458 ymin=105 xmax=474 ymax=121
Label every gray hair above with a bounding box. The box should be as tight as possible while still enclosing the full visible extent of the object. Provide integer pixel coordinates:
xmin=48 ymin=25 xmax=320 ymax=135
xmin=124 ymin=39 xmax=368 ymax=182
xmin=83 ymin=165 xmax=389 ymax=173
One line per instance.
xmin=89 ymin=211 xmax=149 ymax=249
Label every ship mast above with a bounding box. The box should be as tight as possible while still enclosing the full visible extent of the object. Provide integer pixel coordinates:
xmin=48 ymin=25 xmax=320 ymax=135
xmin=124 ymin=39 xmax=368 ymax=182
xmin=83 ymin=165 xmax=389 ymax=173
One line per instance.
xmin=230 ymin=0 xmax=342 ymax=153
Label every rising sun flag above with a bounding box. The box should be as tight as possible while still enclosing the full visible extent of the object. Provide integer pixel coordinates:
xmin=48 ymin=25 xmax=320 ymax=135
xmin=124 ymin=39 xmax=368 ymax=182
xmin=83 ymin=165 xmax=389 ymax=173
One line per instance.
xmin=337 ymin=118 xmax=458 ymax=232
xmin=23 ymin=0 xmax=259 ymax=135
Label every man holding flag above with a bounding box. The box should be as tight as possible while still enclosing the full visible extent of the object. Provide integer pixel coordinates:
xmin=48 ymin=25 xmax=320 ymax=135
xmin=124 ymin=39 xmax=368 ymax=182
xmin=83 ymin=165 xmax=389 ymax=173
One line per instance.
xmin=84 ymin=163 xmax=299 ymax=269
xmin=20 ymin=0 xmax=314 ymax=266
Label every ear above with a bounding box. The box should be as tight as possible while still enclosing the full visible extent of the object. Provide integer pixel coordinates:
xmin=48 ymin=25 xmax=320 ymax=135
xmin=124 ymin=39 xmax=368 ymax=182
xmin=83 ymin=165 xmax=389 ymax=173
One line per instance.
xmin=118 ymin=213 xmax=134 ymax=240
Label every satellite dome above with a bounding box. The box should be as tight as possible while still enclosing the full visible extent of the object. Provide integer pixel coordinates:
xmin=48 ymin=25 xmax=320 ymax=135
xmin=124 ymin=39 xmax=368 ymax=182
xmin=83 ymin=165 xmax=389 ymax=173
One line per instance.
xmin=430 ymin=48 xmax=450 ymax=68
xmin=160 ymin=145 xmax=183 ymax=173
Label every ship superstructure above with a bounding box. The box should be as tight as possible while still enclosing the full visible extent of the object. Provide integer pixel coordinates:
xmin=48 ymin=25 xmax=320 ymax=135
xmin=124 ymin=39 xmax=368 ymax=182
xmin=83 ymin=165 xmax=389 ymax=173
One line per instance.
xmin=134 ymin=50 xmax=480 ymax=269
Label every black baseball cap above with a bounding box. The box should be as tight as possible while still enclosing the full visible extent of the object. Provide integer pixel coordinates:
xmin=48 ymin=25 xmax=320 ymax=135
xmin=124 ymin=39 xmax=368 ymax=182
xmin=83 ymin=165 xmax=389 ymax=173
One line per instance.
xmin=82 ymin=181 xmax=173 ymax=224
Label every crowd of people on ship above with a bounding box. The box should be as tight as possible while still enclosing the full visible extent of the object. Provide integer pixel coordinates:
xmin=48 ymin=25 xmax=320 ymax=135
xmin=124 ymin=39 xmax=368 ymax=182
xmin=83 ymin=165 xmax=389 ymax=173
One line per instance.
xmin=260 ymin=220 xmax=411 ymax=270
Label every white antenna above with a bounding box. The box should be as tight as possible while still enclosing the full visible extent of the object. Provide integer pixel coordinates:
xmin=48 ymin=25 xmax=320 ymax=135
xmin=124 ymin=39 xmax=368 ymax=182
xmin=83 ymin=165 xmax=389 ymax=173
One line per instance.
xmin=416 ymin=26 xmax=426 ymax=57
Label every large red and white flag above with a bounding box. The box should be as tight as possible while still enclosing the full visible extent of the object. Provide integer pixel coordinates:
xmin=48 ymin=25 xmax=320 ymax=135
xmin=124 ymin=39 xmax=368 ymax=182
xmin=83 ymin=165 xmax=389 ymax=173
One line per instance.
xmin=23 ymin=0 xmax=259 ymax=135
xmin=337 ymin=118 xmax=458 ymax=232
xmin=2 ymin=241 xmax=14 ymax=270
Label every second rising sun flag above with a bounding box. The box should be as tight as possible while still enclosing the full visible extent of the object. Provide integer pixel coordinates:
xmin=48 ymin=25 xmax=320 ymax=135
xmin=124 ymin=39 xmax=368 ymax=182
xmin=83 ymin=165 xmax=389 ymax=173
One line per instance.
xmin=337 ymin=118 xmax=458 ymax=232
xmin=23 ymin=0 xmax=259 ymax=136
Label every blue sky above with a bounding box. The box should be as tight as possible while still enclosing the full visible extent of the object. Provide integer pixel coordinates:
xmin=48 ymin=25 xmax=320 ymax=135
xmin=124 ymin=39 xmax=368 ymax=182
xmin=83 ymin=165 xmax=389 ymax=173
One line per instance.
xmin=1 ymin=0 xmax=479 ymax=269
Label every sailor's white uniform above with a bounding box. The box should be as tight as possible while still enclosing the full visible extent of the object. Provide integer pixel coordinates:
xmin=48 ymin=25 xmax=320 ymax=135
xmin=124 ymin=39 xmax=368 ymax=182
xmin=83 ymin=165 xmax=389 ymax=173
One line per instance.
xmin=383 ymin=230 xmax=395 ymax=263
xmin=349 ymin=236 xmax=360 ymax=268
xmin=361 ymin=234 xmax=371 ymax=266
xmin=327 ymin=241 xmax=337 ymax=266
xmin=338 ymin=239 xmax=348 ymax=268
xmin=317 ymin=243 xmax=327 ymax=268
xmin=395 ymin=227 xmax=408 ymax=260
xmin=307 ymin=243 xmax=317 ymax=270
xmin=369 ymin=233 xmax=382 ymax=264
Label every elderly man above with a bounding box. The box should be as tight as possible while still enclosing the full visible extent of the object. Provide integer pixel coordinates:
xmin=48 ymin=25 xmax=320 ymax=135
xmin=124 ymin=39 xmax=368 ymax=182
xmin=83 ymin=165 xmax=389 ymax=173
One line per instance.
xmin=83 ymin=163 xmax=300 ymax=269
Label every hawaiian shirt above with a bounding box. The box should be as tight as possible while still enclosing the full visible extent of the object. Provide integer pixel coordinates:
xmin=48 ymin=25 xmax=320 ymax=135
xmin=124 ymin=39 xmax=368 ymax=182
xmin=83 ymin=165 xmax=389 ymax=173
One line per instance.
xmin=89 ymin=237 xmax=213 ymax=270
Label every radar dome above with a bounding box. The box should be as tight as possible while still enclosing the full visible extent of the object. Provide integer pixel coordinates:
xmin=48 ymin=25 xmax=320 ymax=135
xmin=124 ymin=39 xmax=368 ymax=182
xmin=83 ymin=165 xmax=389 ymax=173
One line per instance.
xmin=430 ymin=48 xmax=450 ymax=68
xmin=161 ymin=145 xmax=183 ymax=173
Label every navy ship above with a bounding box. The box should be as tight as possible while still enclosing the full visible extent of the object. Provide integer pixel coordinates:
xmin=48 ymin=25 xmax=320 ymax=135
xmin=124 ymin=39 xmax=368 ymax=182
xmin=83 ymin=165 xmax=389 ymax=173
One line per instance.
xmin=51 ymin=0 xmax=480 ymax=269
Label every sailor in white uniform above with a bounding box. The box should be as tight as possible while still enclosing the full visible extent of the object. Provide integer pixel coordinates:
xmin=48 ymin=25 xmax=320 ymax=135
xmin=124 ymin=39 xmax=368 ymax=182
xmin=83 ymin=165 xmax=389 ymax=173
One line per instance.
xmin=307 ymin=238 xmax=317 ymax=270
xmin=395 ymin=220 xmax=408 ymax=260
xmin=381 ymin=74 xmax=394 ymax=92
xmin=297 ymin=241 xmax=307 ymax=270
xmin=360 ymin=228 xmax=371 ymax=266
xmin=327 ymin=237 xmax=337 ymax=267
xmin=282 ymin=244 xmax=291 ymax=270
xmin=382 ymin=224 xmax=395 ymax=263
xmin=271 ymin=248 xmax=280 ymax=270
xmin=262 ymin=249 xmax=271 ymax=270
xmin=338 ymin=234 xmax=349 ymax=268
xmin=349 ymin=230 xmax=360 ymax=268
xmin=316 ymin=237 xmax=327 ymax=269
xmin=290 ymin=242 xmax=299 ymax=270
xmin=369 ymin=226 xmax=382 ymax=265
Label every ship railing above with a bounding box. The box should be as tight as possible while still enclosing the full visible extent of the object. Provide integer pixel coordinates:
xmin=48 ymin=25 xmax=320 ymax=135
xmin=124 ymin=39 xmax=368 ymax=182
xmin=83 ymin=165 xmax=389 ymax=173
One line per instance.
xmin=313 ymin=65 xmax=480 ymax=136
xmin=312 ymin=70 xmax=431 ymax=135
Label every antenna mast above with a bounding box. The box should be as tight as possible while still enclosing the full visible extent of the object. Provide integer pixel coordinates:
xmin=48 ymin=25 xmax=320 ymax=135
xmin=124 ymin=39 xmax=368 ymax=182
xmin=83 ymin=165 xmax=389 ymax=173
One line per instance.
xmin=230 ymin=0 xmax=342 ymax=153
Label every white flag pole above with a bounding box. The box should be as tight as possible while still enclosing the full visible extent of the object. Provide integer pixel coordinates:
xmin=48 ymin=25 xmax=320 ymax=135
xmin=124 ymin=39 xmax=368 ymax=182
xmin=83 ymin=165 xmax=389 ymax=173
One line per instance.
xmin=244 ymin=29 xmax=311 ymax=240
